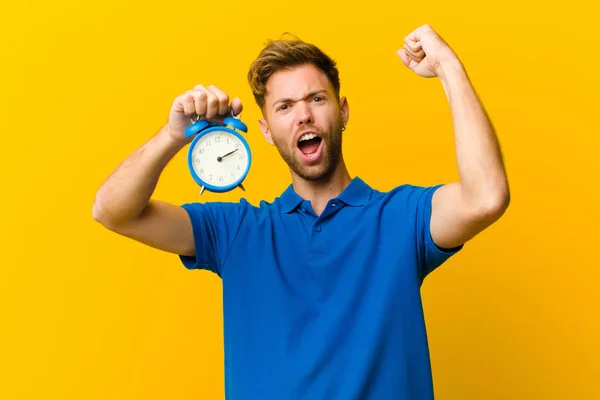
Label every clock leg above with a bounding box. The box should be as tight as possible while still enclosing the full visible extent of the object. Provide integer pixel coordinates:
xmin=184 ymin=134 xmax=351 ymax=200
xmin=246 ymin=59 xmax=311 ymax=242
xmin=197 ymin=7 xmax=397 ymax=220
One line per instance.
xmin=238 ymin=183 xmax=245 ymax=192
xmin=200 ymin=186 xmax=206 ymax=195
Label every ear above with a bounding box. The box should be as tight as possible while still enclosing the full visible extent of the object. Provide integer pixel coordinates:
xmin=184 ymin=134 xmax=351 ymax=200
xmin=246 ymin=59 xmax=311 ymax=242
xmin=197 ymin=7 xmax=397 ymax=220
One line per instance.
xmin=340 ymin=96 xmax=349 ymax=128
xmin=259 ymin=118 xmax=274 ymax=146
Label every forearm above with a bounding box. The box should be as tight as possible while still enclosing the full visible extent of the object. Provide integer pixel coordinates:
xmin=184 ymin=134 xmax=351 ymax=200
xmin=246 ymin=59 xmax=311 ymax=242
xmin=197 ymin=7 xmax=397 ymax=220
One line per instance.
xmin=93 ymin=125 xmax=184 ymax=225
xmin=438 ymin=58 xmax=510 ymax=211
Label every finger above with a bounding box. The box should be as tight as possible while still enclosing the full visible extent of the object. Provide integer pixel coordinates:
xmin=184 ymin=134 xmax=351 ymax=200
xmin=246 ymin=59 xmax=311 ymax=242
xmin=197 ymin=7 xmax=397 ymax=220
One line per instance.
xmin=406 ymin=23 xmax=432 ymax=42
xmin=230 ymin=97 xmax=243 ymax=116
xmin=396 ymin=49 xmax=421 ymax=72
xmin=191 ymin=89 xmax=207 ymax=117
xmin=204 ymin=89 xmax=219 ymax=119
xmin=180 ymin=93 xmax=196 ymax=117
xmin=396 ymin=49 xmax=411 ymax=67
xmin=404 ymin=44 xmax=425 ymax=62
xmin=404 ymin=37 xmax=422 ymax=53
xmin=206 ymin=85 xmax=230 ymax=116
xmin=405 ymin=30 xmax=420 ymax=46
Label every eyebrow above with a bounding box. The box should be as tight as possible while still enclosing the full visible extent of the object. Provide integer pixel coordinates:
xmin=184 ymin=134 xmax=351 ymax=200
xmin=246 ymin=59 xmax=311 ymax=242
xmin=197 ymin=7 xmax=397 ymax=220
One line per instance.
xmin=272 ymin=89 xmax=328 ymax=108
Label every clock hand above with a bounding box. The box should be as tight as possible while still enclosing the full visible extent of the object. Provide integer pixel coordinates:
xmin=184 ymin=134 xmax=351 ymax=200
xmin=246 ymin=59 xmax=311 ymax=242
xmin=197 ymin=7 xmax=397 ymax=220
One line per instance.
xmin=217 ymin=148 xmax=239 ymax=162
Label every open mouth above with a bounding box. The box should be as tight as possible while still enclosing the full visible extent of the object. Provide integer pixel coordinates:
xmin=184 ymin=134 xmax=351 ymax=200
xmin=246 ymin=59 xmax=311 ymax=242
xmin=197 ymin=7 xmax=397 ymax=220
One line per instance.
xmin=297 ymin=133 xmax=323 ymax=162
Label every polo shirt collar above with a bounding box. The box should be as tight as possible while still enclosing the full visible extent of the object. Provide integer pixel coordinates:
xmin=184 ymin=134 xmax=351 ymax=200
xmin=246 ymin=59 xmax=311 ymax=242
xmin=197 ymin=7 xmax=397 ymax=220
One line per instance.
xmin=278 ymin=184 xmax=304 ymax=213
xmin=278 ymin=176 xmax=372 ymax=213
xmin=337 ymin=177 xmax=372 ymax=206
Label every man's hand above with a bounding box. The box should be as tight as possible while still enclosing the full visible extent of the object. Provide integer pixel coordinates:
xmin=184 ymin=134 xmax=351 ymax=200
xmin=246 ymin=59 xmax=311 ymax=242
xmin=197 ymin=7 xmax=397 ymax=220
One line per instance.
xmin=166 ymin=84 xmax=243 ymax=146
xmin=397 ymin=24 xmax=459 ymax=79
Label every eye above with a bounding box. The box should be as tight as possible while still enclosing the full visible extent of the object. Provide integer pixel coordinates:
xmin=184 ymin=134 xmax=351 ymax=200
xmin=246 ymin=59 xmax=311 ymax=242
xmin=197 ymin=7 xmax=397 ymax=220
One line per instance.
xmin=313 ymin=96 xmax=322 ymax=102
xmin=277 ymin=104 xmax=289 ymax=112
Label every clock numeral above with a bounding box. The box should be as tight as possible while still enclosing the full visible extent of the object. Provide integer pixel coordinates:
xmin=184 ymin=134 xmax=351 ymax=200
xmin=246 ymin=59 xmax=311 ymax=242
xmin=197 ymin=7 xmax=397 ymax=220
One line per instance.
xmin=235 ymin=143 xmax=240 ymax=148
xmin=209 ymin=175 xmax=213 ymax=181
xmin=238 ymin=154 xmax=244 ymax=160
xmin=199 ymin=168 xmax=204 ymax=174
xmin=230 ymin=173 xmax=235 ymax=178
xmin=195 ymin=158 xmax=201 ymax=163
xmin=226 ymin=137 xmax=230 ymax=144
xmin=216 ymin=136 xmax=221 ymax=143
xmin=199 ymin=149 xmax=204 ymax=154
xmin=237 ymin=165 xmax=241 ymax=171
xmin=207 ymin=140 xmax=212 ymax=146
xmin=219 ymin=176 xmax=224 ymax=182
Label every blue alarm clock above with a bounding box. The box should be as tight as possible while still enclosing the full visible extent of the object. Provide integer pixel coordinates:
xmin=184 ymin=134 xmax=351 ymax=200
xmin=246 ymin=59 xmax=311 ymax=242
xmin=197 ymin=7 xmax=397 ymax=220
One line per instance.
xmin=185 ymin=111 xmax=251 ymax=195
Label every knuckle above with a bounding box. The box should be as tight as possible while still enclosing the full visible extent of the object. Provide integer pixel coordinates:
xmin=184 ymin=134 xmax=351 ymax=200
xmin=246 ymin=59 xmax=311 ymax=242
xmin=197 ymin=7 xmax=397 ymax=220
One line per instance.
xmin=218 ymin=95 xmax=229 ymax=106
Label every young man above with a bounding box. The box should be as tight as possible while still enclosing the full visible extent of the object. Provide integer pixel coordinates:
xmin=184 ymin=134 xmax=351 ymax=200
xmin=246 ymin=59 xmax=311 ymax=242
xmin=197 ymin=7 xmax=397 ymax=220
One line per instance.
xmin=93 ymin=24 xmax=510 ymax=399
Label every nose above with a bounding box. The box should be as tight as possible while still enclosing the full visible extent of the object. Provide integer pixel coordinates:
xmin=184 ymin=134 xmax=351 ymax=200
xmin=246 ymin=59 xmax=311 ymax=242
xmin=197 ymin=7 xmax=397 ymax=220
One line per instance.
xmin=296 ymin=102 xmax=313 ymax=127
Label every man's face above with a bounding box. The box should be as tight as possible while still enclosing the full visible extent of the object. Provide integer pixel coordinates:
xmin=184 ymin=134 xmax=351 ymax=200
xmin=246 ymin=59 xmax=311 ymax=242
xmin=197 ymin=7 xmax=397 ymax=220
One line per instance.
xmin=259 ymin=64 xmax=349 ymax=182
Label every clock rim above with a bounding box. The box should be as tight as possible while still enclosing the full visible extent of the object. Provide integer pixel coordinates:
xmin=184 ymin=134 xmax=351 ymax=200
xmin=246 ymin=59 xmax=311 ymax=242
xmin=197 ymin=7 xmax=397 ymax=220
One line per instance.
xmin=187 ymin=126 xmax=252 ymax=193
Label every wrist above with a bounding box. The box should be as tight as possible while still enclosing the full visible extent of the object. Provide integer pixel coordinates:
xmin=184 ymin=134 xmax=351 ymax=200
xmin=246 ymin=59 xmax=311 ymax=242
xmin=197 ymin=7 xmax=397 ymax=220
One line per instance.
xmin=157 ymin=124 xmax=188 ymax=156
xmin=435 ymin=53 xmax=464 ymax=82
xmin=161 ymin=124 xmax=189 ymax=150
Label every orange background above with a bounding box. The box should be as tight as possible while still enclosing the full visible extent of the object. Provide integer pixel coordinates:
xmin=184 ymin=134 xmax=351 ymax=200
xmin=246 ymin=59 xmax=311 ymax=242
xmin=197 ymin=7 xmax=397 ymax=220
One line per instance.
xmin=1 ymin=0 xmax=598 ymax=398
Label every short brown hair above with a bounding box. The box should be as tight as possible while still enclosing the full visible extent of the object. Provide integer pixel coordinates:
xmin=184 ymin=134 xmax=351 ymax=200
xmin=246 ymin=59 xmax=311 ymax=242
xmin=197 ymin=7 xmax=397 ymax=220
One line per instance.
xmin=247 ymin=33 xmax=341 ymax=110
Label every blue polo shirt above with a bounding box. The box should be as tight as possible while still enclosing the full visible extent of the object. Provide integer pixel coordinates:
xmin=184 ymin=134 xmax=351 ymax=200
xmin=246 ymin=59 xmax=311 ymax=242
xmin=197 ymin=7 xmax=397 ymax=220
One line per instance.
xmin=179 ymin=177 xmax=463 ymax=399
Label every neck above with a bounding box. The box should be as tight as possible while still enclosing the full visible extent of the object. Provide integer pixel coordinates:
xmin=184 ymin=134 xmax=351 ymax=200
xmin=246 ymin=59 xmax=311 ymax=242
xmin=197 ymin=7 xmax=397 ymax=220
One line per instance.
xmin=290 ymin=160 xmax=352 ymax=216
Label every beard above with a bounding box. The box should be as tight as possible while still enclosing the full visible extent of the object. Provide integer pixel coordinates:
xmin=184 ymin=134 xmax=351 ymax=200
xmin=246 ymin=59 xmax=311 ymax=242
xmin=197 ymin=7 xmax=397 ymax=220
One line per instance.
xmin=272 ymin=120 xmax=344 ymax=182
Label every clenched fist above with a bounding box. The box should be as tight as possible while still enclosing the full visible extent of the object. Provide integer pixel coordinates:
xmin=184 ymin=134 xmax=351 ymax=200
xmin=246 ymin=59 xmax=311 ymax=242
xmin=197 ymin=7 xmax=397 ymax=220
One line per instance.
xmin=397 ymin=24 xmax=459 ymax=79
xmin=166 ymin=84 xmax=243 ymax=145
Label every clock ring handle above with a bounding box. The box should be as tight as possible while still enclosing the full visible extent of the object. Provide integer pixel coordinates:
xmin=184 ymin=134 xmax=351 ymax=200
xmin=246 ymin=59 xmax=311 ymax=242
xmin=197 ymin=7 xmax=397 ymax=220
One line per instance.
xmin=228 ymin=105 xmax=241 ymax=119
xmin=189 ymin=105 xmax=239 ymax=123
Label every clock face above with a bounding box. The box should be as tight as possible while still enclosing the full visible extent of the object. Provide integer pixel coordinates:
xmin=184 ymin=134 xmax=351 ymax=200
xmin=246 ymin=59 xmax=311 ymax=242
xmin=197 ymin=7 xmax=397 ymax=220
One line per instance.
xmin=190 ymin=130 xmax=250 ymax=188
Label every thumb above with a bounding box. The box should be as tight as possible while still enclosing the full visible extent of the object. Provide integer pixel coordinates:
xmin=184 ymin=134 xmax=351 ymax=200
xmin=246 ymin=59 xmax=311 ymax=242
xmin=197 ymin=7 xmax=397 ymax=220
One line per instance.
xmin=230 ymin=97 xmax=244 ymax=116
xmin=397 ymin=49 xmax=411 ymax=68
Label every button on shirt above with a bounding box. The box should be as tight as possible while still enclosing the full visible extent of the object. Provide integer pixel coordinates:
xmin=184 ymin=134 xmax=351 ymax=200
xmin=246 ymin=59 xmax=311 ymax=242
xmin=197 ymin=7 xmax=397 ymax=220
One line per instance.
xmin=179 ymin=177 xmax=463 ymax=400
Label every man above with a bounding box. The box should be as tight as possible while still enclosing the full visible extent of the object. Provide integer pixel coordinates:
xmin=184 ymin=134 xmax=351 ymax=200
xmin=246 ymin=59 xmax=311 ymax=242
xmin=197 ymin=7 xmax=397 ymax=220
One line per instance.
xmin=93 ymin=24 xmax=510 ymax=399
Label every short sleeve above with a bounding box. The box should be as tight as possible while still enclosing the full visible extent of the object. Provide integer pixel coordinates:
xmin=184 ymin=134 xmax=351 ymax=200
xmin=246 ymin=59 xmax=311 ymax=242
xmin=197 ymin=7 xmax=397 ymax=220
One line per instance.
xmin=413 ymin=184 xmax=464 ymax=281
xmin=178 ymin=199 xmax=249 ymax=276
